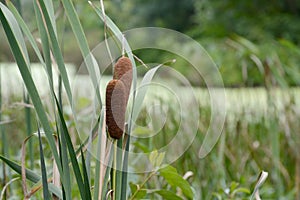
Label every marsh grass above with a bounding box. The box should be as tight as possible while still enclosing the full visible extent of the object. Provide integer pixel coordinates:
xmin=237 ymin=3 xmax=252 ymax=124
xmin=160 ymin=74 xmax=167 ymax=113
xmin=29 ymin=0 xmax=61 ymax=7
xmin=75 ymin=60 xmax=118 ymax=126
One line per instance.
xmin=0 ymin=0 xmax=300 ymax=199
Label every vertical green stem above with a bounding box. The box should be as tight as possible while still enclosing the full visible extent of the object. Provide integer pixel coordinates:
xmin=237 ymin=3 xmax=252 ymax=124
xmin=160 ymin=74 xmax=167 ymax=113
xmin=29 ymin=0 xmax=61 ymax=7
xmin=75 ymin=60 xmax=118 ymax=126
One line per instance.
xmin=0 ymin=66 xmax=11 ymax=197
xmin=24 ymin=92 xmax=33 ymax=170
xmin=113 ymin=140 xmax=117 ymax=200
xmin=121 ymin=135 xmax=130 ymax=200
xmin=115 ymin=138 xmax=123 ymax=200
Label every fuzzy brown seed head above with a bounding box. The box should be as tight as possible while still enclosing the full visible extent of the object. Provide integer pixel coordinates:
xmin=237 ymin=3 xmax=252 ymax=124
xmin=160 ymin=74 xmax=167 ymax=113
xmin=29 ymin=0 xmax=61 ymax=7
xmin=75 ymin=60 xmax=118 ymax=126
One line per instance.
xmin=106 ymin=79 xmax=126 ymax=139
xmin=113 ymin=57 xmax=133 ymax=106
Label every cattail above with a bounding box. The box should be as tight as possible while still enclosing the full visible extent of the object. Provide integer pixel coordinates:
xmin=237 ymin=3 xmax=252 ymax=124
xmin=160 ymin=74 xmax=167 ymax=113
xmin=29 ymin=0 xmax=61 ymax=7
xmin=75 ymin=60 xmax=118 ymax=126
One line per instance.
xmin=113 ymin=56 xmax=132 ymax=106
xmin=106 ymin=79 xmax=126 ymax=139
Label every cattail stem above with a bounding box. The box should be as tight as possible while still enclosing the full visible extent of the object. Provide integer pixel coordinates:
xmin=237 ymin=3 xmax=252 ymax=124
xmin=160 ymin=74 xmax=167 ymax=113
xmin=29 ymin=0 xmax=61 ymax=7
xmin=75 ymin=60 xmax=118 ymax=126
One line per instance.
xmin=112 ymin=140 xmax=118 ymax=200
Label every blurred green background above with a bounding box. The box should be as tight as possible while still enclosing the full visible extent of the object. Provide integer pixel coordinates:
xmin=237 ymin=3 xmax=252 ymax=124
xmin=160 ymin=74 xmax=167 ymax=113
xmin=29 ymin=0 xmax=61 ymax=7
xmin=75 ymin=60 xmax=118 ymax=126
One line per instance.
xmin=1 ymin=0 xmax=300 ymax=199
xmin=1 ymin=0 xmax=300 ymax=87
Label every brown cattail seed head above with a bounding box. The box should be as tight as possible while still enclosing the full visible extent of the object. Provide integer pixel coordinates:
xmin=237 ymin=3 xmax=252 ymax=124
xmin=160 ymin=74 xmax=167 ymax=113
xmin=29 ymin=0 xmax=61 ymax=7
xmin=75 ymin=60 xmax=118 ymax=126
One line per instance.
xmin=106 ymin=80 xmax=126 ymax=139
xmin=113 ymin=57 xmax=132 ymax=106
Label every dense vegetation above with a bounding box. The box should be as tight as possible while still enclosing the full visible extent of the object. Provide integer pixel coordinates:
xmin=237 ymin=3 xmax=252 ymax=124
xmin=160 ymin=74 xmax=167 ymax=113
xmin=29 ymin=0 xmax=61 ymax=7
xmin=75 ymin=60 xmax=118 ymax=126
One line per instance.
xmin=0 ymin=0 xmax=300 ymax=199
xmin=1 ymin=0 xmax=300 ymax=86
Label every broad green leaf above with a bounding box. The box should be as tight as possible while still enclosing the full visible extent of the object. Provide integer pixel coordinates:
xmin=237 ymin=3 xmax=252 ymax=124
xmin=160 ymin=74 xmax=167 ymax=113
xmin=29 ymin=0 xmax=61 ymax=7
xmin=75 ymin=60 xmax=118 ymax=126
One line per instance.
xmin=151 ymin=189 xmax=183 ymax=200
xmin=232 ymin=187 xmax=250 ymax=196
xmin=133 ymin=141 xmax=151 ymax=153
xmin=149 ymin=150 xmax=158 ymax=167
xmin=159 ymin=165 xmax=194 ymax=199
xmin=230 ymin=181 xmax=239 ymax=192
xmin=149 ymin=150 xmax=165 ymax=168
xmin=129 ymin=182 xmax=147 ymax=199
xmin=155 ymin=152 xmax=165 ymax=168
xmin=212 ymin=192 xmax=222 ymax=200
xmin=133 ymin=126 xmax=152 ymax=136
xmin=129 ymin=182 xmax=137 ymax=194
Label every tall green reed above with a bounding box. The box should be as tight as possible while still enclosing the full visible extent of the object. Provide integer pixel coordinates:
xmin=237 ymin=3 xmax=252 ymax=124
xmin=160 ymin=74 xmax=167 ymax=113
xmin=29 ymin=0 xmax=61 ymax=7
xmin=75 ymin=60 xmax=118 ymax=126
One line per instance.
xmin=0 ymin=0 xmax=140 ymax=199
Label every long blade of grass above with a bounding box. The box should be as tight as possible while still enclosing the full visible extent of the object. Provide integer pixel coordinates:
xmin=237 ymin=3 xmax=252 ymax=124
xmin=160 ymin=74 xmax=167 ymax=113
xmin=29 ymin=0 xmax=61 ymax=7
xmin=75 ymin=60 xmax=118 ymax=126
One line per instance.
xmin=36 ymin=0 xmax=72 ymax=104
xmin=6 ymin=2 xmax=42 ymax=59
xmin=0 ymin=155 xmax=40 ymax=183
xmin=101 ymin=144 xmax=114 ymax=200
xmin=51 ymin=135 xmax=61 ymax=200
xmin=131 ymin=65 xmax=161 ymax=123
xmin=33 ymin=0 xmax=54 ymax=88
xmin=37 ymin=127 xmax=51 ymax=199
xmin=43 ymin=0 xmax=57 ymax=35
xmin=115 ymin=138 xmax=123 ymax=200
xmin=23 ymin=92 xmax=34 ymax=169
xmin=0 ymin=156 xmax=62 ymax=198
xmin=54 ymin=95 xmax=87 ymax=200
xmin=0 ymin=3 xmax=62 ymax=175
xmin=0 ymin=3 xmax=29 ymax=64
xmin=93 ymin=108 xmax=105 ymax=200
xmin=55 ymin=75 xmax=72 ymax=200
xmin=7 ymin=2 xmax=57 ymax=112
xmin=21 ymin=135 xmax=35 ymax=196
xmin=60 ymin=0 xmax=102 ymax=106
xmin=81 ymin=148 xmax=92 ymax=200
xmin=57 ymin=121 xmax=72 ymax=200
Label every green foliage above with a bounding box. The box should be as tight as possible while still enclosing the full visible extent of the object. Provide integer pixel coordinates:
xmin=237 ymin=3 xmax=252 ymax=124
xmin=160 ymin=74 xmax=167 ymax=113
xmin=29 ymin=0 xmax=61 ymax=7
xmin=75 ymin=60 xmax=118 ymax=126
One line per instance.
xmin=1 ymin=0 xmax=300 ymax=199
xmin=159 ymin=165 xmax=194 ymax=199
xmin=212 ymin=182 xmax=250 ymax=200
xmin=194 ymin=0 xmax=300 ymax=43
xmin=128 ymin=164 xmax=194 ymax=200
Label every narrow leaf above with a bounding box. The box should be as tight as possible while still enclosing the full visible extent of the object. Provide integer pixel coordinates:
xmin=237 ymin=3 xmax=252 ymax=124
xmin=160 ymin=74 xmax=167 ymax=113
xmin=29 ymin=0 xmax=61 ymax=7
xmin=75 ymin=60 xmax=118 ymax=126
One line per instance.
xmin=0 ymin=156 xmax=62 ymax=198
xmin=54 ymin=95 xmax=86 ymax=200
xmin=0 ymin=3 xmax=62 ymax=175
xmin=37 ymin=127 xmax=51 ymax=199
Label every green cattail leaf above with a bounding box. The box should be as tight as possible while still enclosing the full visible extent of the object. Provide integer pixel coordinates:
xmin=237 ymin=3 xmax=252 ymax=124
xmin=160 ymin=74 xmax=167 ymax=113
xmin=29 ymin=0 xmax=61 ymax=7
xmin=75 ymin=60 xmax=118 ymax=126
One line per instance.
xmin=36 ymin=0 xmax=73 ymax=104
xmin=61 ymin=0 xmax=102 ymax=106
xmin=81 ymin=149 xmax=92 ymax=200
xmin=54 ymin=95 xmax=87 ymax=200
xmin=37 ymin=128 xmax=51 ymax=200
xmin=132 ymin=66 xmax=161 ymax=123
xmin=0 ymin=3 xmax=62 ymax=175
xmin=0 ymin=155 xmax=62 ymax=198
xmin=6 ymin=2 xmax=44 ymax=65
